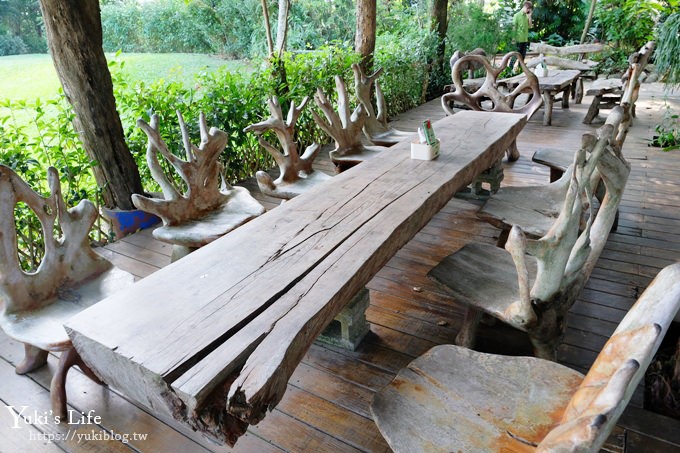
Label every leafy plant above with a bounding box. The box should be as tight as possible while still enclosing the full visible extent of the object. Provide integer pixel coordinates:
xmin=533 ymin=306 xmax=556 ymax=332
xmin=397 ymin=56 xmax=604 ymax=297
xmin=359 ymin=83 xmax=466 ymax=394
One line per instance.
xmin=595 ymin=0 xmax=662 ymax=51
xmin=448 ymin=2 xmax=513 ymax=55
xmin=650 ymin=103 xmax=680 ymax=152
xmin=530 ymin=0 xmax=586 ymax=43
xmin=655 ymin=12 xmax=680 ymax=88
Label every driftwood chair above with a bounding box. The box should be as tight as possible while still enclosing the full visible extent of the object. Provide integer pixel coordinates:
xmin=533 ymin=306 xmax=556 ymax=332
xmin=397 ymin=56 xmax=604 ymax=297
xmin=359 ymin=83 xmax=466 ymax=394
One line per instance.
xmin=583 ymin=41 xmax=654 ymax=124
xmin=428 ymin=108 xmax=630 ymax=358
xmin=479 ymin=106 xmax=625 ymax=245
xmin=132 ymin=112 xmax=265 ymax=260
xmin=312 ymin=76 xmax=390 ymax=172
xmin=0 ymin=164 xmax=135 ymax=417
xmin=245 ymin=96 xmax=331 ymax=200
xmin=372 ymin=262 xmax=680 ymax=452
xmin=351 ymin=63 xmax=412 ymax=146
xmin=441 ymin=51 xmax=542 ymax=162
xmin=447 ymin=48 xmax=488 ymax=94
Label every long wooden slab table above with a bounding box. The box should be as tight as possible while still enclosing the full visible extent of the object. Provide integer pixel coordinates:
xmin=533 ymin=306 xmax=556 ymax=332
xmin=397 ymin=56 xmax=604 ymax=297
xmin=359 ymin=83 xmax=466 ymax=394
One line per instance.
xmin=65 ymin=111 xmax=527 ymax=446
xmin=500 ymin=69 xmax=581 ymax=126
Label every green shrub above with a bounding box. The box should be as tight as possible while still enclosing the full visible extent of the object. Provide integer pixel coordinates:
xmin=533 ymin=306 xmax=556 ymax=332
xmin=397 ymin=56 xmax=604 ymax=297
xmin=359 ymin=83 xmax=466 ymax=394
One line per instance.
xmin=109 ymin=46 xmax=360 ymax=188
xmin=0 ymin=34 xmax=29 ymax=56
xmin=595 ymin=0 xmax=662 ymax=51
xmin=101 ymin=4 xmax=143 ymax=52
xmin=1 ymin=44 xmax=436 ymax=267
xmin=448 ymin=2 xmax=513 ymax=55
xmin=655 ymin=12 xmax=680 ymax=88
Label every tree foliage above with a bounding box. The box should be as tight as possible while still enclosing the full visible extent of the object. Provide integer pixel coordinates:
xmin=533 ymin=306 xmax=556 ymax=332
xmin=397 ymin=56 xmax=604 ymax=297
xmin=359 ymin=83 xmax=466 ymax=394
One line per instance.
xmin=0 ymin=0 xmax=46 ymax=55
xmin=595 ymin=0 xmax=662 ymax=51
xmin=655 ymin=12 xmax=680 ymax=88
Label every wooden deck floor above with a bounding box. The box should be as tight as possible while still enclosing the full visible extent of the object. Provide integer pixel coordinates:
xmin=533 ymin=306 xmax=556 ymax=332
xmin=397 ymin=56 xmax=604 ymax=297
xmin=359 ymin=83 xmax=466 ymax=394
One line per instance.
xmin=2 ymin=84 xmax=680 ymax=452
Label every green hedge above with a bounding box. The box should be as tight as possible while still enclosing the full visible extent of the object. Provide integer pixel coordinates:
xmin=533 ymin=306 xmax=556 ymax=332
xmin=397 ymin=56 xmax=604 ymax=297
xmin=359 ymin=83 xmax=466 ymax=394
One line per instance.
xmin=1 ymin=37 xmax=437 ymax=269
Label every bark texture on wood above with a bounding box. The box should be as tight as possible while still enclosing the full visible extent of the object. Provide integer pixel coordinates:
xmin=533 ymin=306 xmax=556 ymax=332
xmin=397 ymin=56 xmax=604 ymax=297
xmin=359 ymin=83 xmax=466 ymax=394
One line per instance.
xmin=38 ymin=0 xmax=143 ymax=210
xmin=580 ymin=0 xmax=598 ymax=44
xmin=274 ymin=0 xmax=289 ymax=57
xmin=431 ymin=0 xmax=448 ymax=74
xmin=355 ymin=0 xmax=376 ymax=72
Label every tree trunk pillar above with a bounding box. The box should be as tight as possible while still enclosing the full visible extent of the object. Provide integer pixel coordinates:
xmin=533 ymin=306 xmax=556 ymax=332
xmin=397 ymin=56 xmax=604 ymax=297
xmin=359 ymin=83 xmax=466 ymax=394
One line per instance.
xmin=355 ymin=0 xmax=377 ymax=73
xmin=39 ymin=0 xmax=143 ymax=210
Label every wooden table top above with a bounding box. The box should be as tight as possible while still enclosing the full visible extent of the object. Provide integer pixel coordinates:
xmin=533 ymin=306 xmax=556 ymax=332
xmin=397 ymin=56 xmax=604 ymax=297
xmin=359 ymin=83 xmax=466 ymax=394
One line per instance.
xmin=65 ymin=110 xmax=527 ymax=445
xmin=501 ymin=69 xmax=581 ymax=91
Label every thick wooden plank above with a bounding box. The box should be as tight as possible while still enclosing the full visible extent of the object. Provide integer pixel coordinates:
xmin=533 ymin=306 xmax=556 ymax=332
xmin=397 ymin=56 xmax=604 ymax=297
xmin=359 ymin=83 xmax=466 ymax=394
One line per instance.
xmin=65 ymin=111 xmax=526 ymax=437
xmin=0 ymin=334 xmax=279 ymax=453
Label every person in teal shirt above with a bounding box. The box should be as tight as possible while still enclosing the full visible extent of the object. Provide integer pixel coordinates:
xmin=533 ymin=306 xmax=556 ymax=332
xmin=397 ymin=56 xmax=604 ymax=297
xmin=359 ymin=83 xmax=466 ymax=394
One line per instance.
xmin=513 ymin=1 xmax=533 ymax=63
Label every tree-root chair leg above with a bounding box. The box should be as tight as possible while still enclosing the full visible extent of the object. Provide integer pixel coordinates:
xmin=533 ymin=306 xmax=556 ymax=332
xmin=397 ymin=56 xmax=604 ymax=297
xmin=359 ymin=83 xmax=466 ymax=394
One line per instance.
xmin=50 ymin=348 xmax=104 ymax=418
xmin=16 ymin=344 xmax=49 ymax=375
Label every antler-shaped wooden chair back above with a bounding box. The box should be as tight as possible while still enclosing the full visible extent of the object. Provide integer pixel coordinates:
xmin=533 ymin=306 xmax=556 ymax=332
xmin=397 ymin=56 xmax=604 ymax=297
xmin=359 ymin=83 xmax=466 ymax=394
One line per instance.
xmin=351 ymin=63 xmax=411 ymax=146
xmin=132 ymin=112 xmax=264 ymax=259
xmin=311 ymin=75 xmax=389 ymax=172
xmin=372 ymin=263 xmax=680 ymax=452
xmin=442 ymin=51 xmax=543 ymax=120
xmin=244 ymin=96 xmax=331 ymax=199
xmin=0 ymin=164 xmax=134 ymax=416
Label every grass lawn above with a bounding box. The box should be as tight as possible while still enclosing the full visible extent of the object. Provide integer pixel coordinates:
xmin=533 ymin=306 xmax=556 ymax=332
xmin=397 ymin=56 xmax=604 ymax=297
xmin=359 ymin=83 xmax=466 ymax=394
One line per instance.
xmin=0 ymin=53 xmax=251 ymax=102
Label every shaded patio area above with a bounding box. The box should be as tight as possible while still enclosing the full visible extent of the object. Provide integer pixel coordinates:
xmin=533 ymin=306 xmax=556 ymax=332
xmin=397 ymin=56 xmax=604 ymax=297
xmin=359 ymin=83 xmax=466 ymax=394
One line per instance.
xmin=2 ymin=83 xmax=680 ymax=452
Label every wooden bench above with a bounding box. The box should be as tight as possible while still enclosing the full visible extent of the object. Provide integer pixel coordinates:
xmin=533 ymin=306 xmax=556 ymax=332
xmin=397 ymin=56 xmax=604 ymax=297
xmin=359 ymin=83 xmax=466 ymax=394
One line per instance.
xmin=429 ymin=107 xmax=629 ymax=358
xmin=245 ymin=96 xmax=331 ymax=200
xmin=64 ymin=111 xmax=527 ymax=447
xmin=0 ymin=164 xmax=135 ymax=417
xmin=372 ymin=262 xmax=680 ymax=452
xmin=527 ymin=42 xmax=604 ymax=103
xmin=583 ymin=41 xmax=654 ymax=124
xmin=131 ymin=112 xmax=265 ymax=260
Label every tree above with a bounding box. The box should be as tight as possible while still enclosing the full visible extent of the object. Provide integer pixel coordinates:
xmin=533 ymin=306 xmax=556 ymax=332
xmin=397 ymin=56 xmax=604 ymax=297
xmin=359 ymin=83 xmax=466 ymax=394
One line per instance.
xmin=260 ymin=0 xmax=290 ymax=99
xmin=580 ymin=0 xmax=597 ymax=44
xmin=38 ymin=0 xmax=143 ymax=210
xmin=0 ymin=0 xmax=46 ymax=53
xmin=431 ymin=0 xmax=448 ymax=73
xmin=355 ymin=0 xmax=376 ymax=72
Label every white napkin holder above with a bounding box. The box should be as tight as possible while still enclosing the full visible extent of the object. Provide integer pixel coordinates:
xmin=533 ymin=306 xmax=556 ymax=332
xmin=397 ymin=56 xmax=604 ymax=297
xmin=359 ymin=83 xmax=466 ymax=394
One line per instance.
xmin=411 ymin=139 xmax=440 ymax=160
